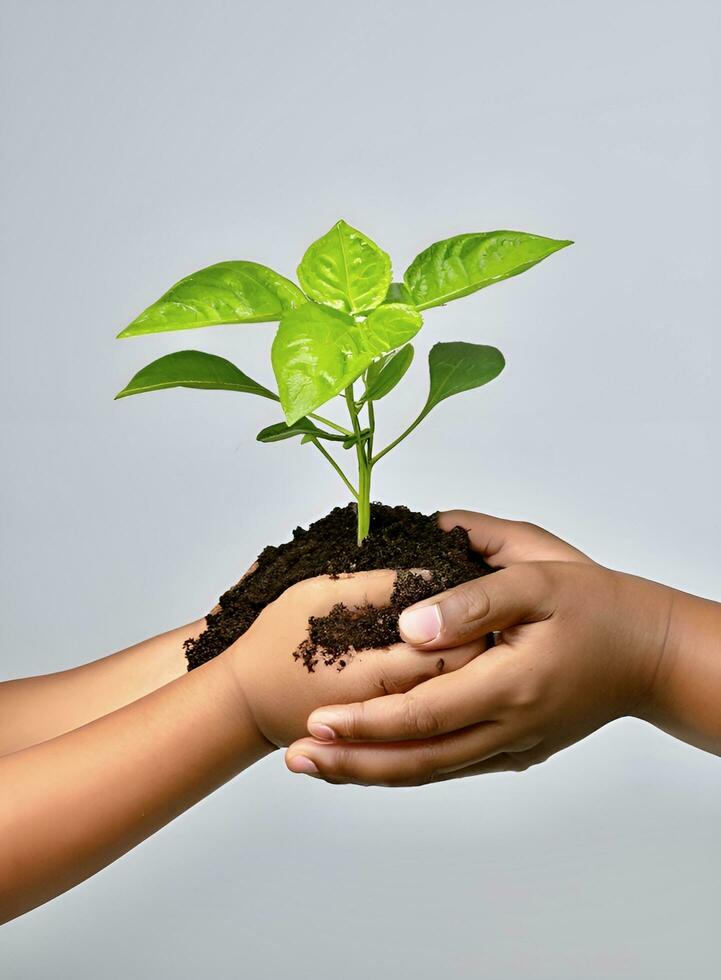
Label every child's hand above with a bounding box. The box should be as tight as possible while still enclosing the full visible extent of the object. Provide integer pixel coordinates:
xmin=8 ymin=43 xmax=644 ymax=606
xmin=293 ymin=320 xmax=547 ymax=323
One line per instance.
xmin=227 ymin=569 xmax=484 ymax=751
xmin=285 ymin=512 xmax=721 ymax=783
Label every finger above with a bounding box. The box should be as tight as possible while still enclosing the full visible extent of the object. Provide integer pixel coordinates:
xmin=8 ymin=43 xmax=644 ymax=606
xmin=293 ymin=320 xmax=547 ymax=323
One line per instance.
xmin=439 ymin=510 xmax=591 ymax=567
xmin=307 ymin=649 xmax=505 ymax=742
xmin=302 ymin=639 xmax=489 ymax=740
xmin=398 ymin=562 xmax=556 ymax=649
xmin=429 ymin=746 xmax=549 ymax=781
xmin=286 ymin=723 xmax=539 ymax=787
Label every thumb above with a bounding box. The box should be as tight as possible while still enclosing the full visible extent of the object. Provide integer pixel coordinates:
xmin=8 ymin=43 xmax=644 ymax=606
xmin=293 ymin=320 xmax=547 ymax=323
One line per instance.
xmin=398 ymin=563 xmax=555 ymax=649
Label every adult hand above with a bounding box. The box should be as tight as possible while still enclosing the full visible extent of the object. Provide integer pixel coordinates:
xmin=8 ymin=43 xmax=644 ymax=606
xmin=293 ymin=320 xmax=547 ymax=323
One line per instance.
xmin=285 ymin=512 xmax=678 ymax=784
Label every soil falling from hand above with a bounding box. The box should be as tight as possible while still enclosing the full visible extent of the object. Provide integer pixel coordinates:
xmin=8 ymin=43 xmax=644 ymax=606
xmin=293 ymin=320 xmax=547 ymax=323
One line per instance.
xmin=184 ymin=503 xmax=491 ymax=672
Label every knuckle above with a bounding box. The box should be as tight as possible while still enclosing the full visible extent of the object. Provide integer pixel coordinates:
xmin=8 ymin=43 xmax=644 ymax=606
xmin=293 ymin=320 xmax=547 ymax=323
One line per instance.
xmin=446 ymin=581 xmax=490 ymax=626
xmin=341 ymin=702 xmax=365 ymax=739
xmin=402 ymin=694 xmax=444 ymax=737
xmin=373 ymin=666 xmax=406 ymax=697
xmin=511 ymin=562 xmax=558 ymax=614
xmin=329 ymin=744 xmax=362 ymax=777
xmin=508 ymin=672 xmax=546 ymax=711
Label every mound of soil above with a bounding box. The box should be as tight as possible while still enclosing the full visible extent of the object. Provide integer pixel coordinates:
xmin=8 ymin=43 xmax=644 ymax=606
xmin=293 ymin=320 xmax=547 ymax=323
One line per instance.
xmin=184 ymin=503 xmax=490 ymax=672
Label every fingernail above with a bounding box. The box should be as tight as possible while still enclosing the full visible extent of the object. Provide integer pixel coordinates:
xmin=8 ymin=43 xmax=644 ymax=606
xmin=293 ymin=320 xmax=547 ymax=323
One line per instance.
xmin=399 ymin=603 xmax=442 ymax=644
xmin=287 ymin=756 xmax=319 ymax=775
xmin=308 ymin=722 xmax=336 ymax=741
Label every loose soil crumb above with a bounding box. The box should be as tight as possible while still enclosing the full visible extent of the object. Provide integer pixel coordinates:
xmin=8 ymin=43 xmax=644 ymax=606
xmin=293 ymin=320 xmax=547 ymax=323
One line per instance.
xmin=184 ymin=503 xmax=491 ymax=672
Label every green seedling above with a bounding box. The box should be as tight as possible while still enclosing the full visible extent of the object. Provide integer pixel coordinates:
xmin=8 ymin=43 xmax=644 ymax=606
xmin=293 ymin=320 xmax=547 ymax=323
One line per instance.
xmin=116 ymin=221 xmax=572 ymax=543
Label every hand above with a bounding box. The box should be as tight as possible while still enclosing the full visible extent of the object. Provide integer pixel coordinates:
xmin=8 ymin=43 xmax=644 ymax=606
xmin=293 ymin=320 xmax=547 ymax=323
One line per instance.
xmin=227 ymin=568 xmax=485 ymax=753
xmin=285 ymin=512 xmax=677 ymax=784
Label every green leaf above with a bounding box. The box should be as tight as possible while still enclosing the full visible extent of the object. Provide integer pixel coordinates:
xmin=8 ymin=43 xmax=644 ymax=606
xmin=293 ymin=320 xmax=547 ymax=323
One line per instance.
xmin=381 ymin=281 xmax=414 ymax=306
xmin=403 ymin=231 xmax=573 ymax=311
xmin=115 ymin=350 xmax=278 ymax=400
xmin=118 ymin=261 xmax=306 ymax=337
xmin=362 ymin=344 xmax=414 ymax=403
xmin=272 ymin=302 xmax=422 ymax=425
xmin=257 ymin=418 xmax=346 ymax=443
xmin=418 ymin=342 xmax=505 ymax=421
xmin=363 ymin=303 xmax=422 ymax=351
xmin=297 ymin=219 xmax=392 ymax=314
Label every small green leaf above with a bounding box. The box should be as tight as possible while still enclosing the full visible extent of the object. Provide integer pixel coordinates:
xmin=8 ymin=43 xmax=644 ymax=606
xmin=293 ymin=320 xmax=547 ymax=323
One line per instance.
xmin=418 ymin=342 xmax=505 ymax=421
xmin=297 ymin=219 xmax=392 ymax=314
xmin=362 ymin=344 xmax=414 ymax=403
xmin=118 ymin=261 xmax=306 ymax=337
xmin=272 ymin=301 xmax=421 ymax=425
xmin=257 ymin=419 xmax=346 ymax=443
xmin=404 ymin=231 xmax=573 ymax=311
xmin=115 ymin=350 xmax=278 ymax=400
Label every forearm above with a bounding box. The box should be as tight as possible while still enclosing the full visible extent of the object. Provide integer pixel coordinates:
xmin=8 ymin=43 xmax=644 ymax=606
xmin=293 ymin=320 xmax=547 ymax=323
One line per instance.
xmin=0 ymin=619 xmax=204 ymax=756
xmin=0 ymin=647 xmax=273 ymax=924
xmin=639 ymin=589 xmax=721 ymax=754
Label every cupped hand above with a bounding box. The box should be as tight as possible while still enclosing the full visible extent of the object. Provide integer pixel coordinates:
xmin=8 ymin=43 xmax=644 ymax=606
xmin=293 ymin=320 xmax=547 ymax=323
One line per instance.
xmin=285 ymin=512 xmax=674 ymax=784
xmin=227 ymin=569 xmax=485 ymax=752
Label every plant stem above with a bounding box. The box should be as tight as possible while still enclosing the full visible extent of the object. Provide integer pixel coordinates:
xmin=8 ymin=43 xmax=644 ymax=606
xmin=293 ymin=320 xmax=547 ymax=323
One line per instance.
xmin=371 ymin=411 xmax=425 ymax=466
xmin=345 ymin=384 xmax=371 ymax=544
xmin=308 ymin=412 xmax=352 ymax=436
xmin=309 ymin=438 xmax=358 ymax=500
xmin=366 ymin=393 xmax=376 ymax=462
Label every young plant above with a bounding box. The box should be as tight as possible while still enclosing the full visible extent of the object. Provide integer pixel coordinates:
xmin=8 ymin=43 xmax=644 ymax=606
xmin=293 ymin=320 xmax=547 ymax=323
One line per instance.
xmin=116 ymin=221 xmax=572 ymax=544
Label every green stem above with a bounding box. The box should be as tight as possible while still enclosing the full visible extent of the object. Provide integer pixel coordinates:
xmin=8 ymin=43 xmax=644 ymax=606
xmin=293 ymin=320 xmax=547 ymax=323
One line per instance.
xmin=345 ymin=384 xmax=371 ymax=544
xmin=371 ymin=411 xmax=425 ymax=466
xmin=366 ymin=391 xmax=376 ymax=463
xmin=308 ymin=412 xmax=352 ymax=436
xmin=309 ymin=438 xmax=358 ymax=500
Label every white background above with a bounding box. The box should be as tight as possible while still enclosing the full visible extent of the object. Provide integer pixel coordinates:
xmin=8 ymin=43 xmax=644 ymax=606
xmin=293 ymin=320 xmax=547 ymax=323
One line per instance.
xmin=1 ymin=1 xmax=720 ymax=977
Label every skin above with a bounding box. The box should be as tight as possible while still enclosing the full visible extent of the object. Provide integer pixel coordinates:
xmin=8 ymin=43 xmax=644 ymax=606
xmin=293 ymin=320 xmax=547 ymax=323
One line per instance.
xmin=286 ymin=511 xmax=721 ymax=785
xmin=0 ymin=569 xmax=483 ymax=924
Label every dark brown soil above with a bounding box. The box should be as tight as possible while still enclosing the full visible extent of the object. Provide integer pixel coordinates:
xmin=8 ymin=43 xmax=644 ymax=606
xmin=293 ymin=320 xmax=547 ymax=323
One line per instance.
xmin=184 ymin=503 xmax=491 ymax=672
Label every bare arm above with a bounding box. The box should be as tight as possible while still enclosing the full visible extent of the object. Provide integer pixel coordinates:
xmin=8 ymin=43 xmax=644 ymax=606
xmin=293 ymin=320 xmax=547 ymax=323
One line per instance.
xmin=0 ymin=648 xmax=266 ymax=924
xmin=0 ymin=570 xmax=482 ymax=923
xmin=0 ymin=564 xmax=260 ymax=757
xmin=0 ymin=619 xmax=204 ymax=757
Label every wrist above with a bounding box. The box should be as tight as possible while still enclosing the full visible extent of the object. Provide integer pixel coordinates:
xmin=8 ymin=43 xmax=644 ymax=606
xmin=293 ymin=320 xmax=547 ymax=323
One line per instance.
xmin=218 ymin=643 xmax=277 ymax=759
xmin=635 ymin=589 xmax=721 ymax=753
xmin=612 ymin=572 xmax=676 ymax=720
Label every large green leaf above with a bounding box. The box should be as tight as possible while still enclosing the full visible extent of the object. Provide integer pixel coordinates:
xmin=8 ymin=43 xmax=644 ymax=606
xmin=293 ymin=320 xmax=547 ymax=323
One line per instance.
xmin=257 ymin=418 xmax=346 ymax=443
xmin=362 ymin=344 xmax=414 ymax=403
xmin=118 ymin=261 xmax=306 ymax=337
xmin=115 ymin=350 xmax=278 ymax=400
xmin=403 ymin=231 xmax=572 ymax=311
xmin=297 ymin=219 xmax=392 ymax=314
xmin=272 ymin=302 xmax=421 ymax=425
xmin=418 ymin=342 xmax=505 ymax=421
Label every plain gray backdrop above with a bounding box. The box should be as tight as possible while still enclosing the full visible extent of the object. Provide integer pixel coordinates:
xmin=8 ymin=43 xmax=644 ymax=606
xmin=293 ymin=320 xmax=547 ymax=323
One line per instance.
xmin=1 ymin=0 xmax=719 ymax=977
